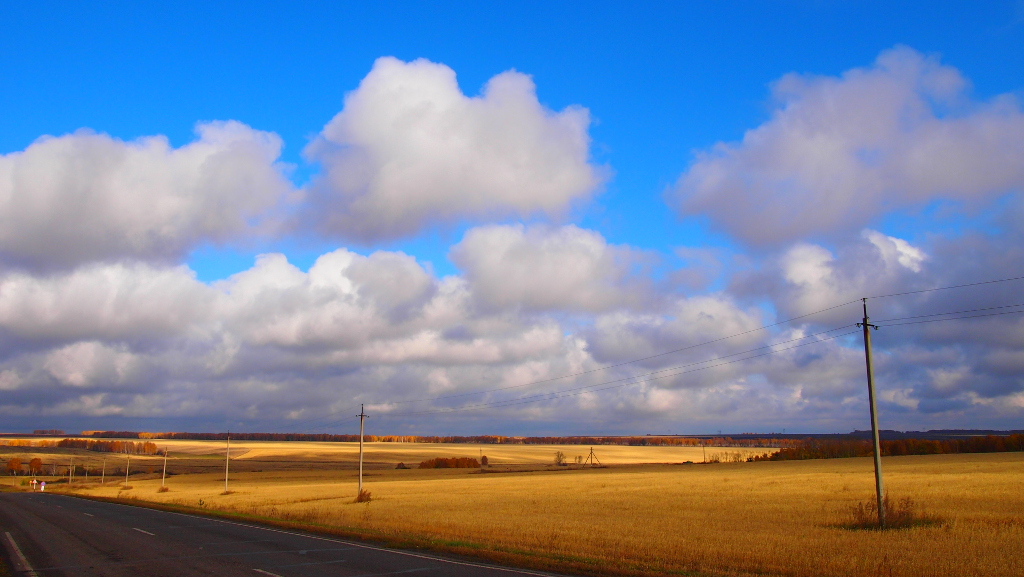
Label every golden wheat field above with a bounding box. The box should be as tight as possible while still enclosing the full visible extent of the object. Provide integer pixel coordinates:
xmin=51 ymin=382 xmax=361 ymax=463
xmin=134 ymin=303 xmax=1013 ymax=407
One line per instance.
xmin=2 ymin=440 xmax=1022 ymax=577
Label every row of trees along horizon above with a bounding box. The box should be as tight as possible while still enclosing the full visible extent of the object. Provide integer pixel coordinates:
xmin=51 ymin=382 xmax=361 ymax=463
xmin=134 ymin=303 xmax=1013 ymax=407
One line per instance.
xmin=3 ymin=434 xmax=1022 ymax=467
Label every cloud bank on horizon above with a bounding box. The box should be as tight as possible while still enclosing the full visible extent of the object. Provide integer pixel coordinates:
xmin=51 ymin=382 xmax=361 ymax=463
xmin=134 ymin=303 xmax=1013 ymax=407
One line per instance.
xmin=1 ymin=49 xmax=1022 ymax=434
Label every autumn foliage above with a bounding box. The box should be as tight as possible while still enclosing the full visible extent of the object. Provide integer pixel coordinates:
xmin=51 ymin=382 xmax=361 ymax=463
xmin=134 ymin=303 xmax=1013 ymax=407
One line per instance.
xmin=752 ymin=434 xmax=1024 ymax=461
xmin=418 ymin=457 xmax=480 ymax=469
xmin=55 ymin=438 xmax=161 ymax=455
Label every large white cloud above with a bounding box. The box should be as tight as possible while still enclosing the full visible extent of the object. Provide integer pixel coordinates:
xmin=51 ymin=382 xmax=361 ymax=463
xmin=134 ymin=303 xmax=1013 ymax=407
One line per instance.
xmin=673 ymin=46 xmax=1024 ymax=246
xmin=0 ymin=121 xmax=293 ymax=269
xmin=0 ymin=262 xmax=211 ymax=345
xmin=302 ymin=57 xmax=606 ymax=241
xmin=0 ymin=223 xmax=1021 ymax=431
xmin=450 ymin=224 xmax=651 ymax=314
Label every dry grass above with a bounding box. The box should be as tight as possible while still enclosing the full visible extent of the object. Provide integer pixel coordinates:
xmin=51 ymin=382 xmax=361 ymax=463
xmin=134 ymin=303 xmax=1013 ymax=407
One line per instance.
xmin=843 ymin=493 xmax=942 ymax=530
xmin=2 ymin=441 xmax=1021 ymax=576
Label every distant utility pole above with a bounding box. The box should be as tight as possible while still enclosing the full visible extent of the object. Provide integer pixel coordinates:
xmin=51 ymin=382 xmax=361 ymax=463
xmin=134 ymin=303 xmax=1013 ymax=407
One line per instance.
xmin=358 ymin=405 xmax=367 ymax=495
xmin=69 ymin=457 xmax=73 ymax=487
xmin=858 ymin=298 xmax=886 ymax=528
xmin=101 ymin=458 xmax=105 ymax=485
xmin=224 ymin=433 xmax=231 ymax=493
xmin=125 ymin=455 xmax=130 ymax=488
xmin=583 ymin=447 xmax=601 ymax=468
xmin=162 ymin=448 xmax=168 ymax=489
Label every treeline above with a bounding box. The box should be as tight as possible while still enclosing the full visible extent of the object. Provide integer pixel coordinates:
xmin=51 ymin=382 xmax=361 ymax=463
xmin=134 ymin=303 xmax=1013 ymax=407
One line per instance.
xmin=79 ymin=430 xmax=790 ymax=447
xmin=418 ymin=457 xmax=480 ymax=469
xmin=55 ymin=439 xmax=162 ymax=455
xmin=753 ymin=434 xmax=1024 ymax=461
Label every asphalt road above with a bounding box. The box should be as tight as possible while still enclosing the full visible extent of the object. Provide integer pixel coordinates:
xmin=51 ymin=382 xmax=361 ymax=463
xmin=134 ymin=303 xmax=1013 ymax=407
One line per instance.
xmin=0 ymin=493 xmax=563 ymax=577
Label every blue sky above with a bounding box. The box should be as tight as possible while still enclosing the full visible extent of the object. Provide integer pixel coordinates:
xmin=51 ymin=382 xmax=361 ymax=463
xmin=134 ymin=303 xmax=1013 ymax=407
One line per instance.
xmin=1 ymin=2 xmax=1023 ymax=434
xmin=6 ymin=1 xmax=1022 ymax=278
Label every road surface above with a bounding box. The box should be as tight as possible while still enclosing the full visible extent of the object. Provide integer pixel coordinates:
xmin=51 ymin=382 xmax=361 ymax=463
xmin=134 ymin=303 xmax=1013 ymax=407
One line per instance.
xmin=0 ymin=492 xmax=563 ymax=577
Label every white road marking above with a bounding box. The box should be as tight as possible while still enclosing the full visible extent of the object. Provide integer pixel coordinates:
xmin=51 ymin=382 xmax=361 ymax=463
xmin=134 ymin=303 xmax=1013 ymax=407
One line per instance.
xmin=63 ymin=495 xmax=559 ymax=576
xmin=254 ymin=570 xmax=284 ymax=577
xmin=191 ymin=516 xmax=556 ymax=576
xmin=84 ymin=513 xmax=94 ymax=516
xmin=132 ymin=528 xmax=155 ymax=536
xmin=5 ymin=531 xmax=39 ymax=577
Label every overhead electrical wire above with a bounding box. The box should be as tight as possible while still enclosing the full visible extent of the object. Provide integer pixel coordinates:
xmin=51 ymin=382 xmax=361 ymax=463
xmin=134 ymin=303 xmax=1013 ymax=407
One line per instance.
xmin=878 ymin=308 xmax=1024 ymax=328
xmin=379 ymin=328 xmax=861 ymax=418
xmin=386 ymin=300 xmax=862 ymax=408
xmin=333 ymin=274 xmax=1024 ymax=427
xmin=866 ymin=274 xmax=1024 ymax=299
xmin=875 ymin=302 xmax=1024 ymax=323
xmin=289 ymin=407 xmax=361 ymax=435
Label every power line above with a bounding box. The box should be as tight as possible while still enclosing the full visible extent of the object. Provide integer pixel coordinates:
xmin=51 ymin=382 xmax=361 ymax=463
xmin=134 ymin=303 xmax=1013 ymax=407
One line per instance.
xmin=322 ymin=276 xmax=1024 ymax=428
xmin=386 ymin=300 xmax=862 ymax=407
xmin=880 ymin=309 xmax=1024 ymax=328
xmin=386 ymin=324 xmax=856 ymax=414
xmin=875 ymin=302 xmax=1024 ymax=323
xmin=867 ymin=275 xmax=1024 ymax=300
xmin=379 ymin=329 xmax=860 ymax=417
xmin=291 ymin=408 xmax=361 ymax=435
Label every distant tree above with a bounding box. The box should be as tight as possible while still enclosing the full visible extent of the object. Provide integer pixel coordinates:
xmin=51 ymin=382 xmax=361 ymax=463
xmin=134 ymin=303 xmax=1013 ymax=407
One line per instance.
xmin=554 ymin=451 xmax=566 ymax=466
xmin=480 ymin=455 xmax=489 ymax=466
xmin=29 ymin=458 xmax=42 ymax=475
xmin=6 ymin=458 xmax=22 ymax=476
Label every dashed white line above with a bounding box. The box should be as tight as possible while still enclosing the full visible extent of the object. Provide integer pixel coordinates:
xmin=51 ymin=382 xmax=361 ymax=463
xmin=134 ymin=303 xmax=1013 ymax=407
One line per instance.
xmin=132 ymin=528 xmax=155 ymax=536
xmin=193 ymin=516 xmax=556 ymax=576
xmin=5 ymin=531 xmax=39 ymax=577
xmin=64 ymin=495 xmax=559 ymax=576
xmin=83 ymin=513 xmax=94 ymax=517
xmin=254 ymin=570 xmax=283 ymax=577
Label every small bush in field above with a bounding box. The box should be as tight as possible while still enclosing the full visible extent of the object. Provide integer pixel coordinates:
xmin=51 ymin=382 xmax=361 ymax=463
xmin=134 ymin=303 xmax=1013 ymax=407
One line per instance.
xmin=157 ymin=486 xmax=169 ymax=492
xmin=480 ymin=455 xmax=488 ymax=466
xmin=355 ymin=489 xmax=372 ymax=503
xmin=418 ymin=457 xmax=480 ymax=469
xmin=844 ymin=494 xmax=942 ymax=530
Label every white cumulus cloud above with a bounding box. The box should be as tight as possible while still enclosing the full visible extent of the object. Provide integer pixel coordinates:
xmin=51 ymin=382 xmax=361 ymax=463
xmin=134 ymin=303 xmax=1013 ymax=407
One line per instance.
xmin=673 ymin=46 xmax=1024 ymax=245
xmin=302 ymin=57 xmax=606 ymax=241
xmin=0 ymin=121 xmax=293 ymax=269
xmin=450 ymin=224 xmax=650 ymax=314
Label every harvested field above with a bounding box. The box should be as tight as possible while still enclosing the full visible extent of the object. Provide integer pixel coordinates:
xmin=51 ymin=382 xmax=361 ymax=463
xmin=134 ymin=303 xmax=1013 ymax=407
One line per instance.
xmin=2 ymin=440 xmax=1021 ymax=577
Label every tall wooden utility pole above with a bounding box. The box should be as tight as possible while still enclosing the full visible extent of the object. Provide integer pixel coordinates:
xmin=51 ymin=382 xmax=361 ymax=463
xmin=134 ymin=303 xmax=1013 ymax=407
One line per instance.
xmin=162 ymin=448 xmax=168 ymax=488
xmin=224 ymin=433 xmax=231 ymax=494
xmin=101 ymin=458 xmax=106 ymax=485
xmin=858 ymin=298 xmax=885 ymax=527
xmin=125 ymin=455 xmax=130 ymax=488
xmin=358 ymin=405 xmax=367 ymax=495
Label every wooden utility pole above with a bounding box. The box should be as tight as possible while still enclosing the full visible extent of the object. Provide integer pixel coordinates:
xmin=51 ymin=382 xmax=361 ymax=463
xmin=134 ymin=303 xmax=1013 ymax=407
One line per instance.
xmin=162 ymin=448 xmax=168 ymax=488
xmin=358 ymin=405 xmax=367 ymax=495
xmin=125 ymin=455 xmax=130 ymax=488
xmin=69 ymin=457 xmax=73 ymax=487
xmin=224 ymin=433 xmax=231 ymax=493
xmin=101 ymin=458 xmax=105 ymax=485
xmin=583 ymin=447 xmax=601 ymax=467
xmin=858 ymin=298 xmax=886 ymax=527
